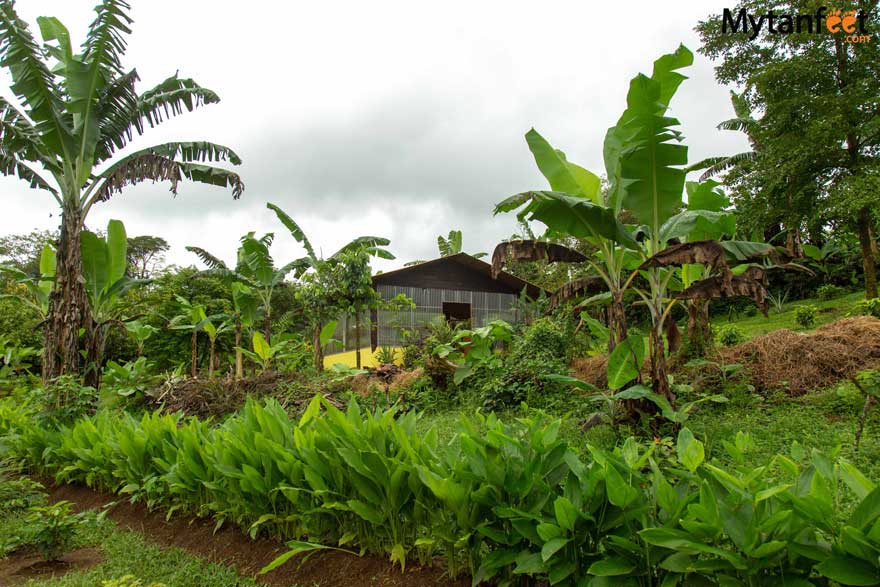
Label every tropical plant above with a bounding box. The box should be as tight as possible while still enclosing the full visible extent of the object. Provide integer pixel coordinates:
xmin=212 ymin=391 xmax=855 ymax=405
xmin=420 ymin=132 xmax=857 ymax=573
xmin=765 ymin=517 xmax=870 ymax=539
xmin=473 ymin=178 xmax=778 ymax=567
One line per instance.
xmin=716 ymin=323 xmax=745 ymax=347
xmin=851 ymin=297 xmax=880 ymax=319
xmin=201 ymin=314 xmax=232 ymax=378
xmin=21 ymin=500 xmax=93 ymax=561
xmin=0 ymin=338 xmax=39 ymax=380
xmin=437 ymin=229 xmax=487 ymax=259
xmin=0 ymin=0 xmax=244 ymax=382
xmin=0 ymin=243 xmax=55 ymax=319
xmin=815 ymin=284 xmax=845 ymax=301
xmin=851 ymin=369 xmax=880 ymax=454
xmin=266 ymin=202 xmax=394 ymax=371
xmin=767 ymin=288 xmax=789 ymax=314
xmin=374 ymin=346 xmax=397 ymax=365
xmin=102 ymin=356 xmax=155 ymax=398
xmin=167 ymin=296 xmax=220 ymax=378
xmin=124 ymin=320 xmax=156 ymax=357
xmin=235 ymin=331 xmax=304 ymax=373
xmin=432 ymin=319 xmax=514 ymax=385
xmin=80 ymin=219 xmax=149 ymax=388
xmin=794 ymin=304 xmax=818 ymax=329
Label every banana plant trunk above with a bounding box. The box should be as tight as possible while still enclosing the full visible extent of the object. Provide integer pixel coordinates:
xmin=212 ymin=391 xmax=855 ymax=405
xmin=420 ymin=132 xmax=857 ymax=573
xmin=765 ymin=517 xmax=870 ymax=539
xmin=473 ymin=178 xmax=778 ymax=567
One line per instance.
xmin=858 ymin=206 xmax=878 ymax=299
xmin=355 ymin=311 xmax=362 ymax=369
xmin=190 ymin=331 xmax=198 ymax=378
xmin=234 ymin=320 xmax=243 ymax=379
xmin=208 ymin=339 xmax=216 ymax=378
xmin=263 ymin=310 xmax=272 ymax=346
xmin=83 ymin=323 xmax=108 ymax=391
xmin=686 ymin=300 xmax=713 ymax=358
xmin=650 ymin=322 xmax=673 ymax=403
xmin=608 ymin=289 xmax=629 ymax=352
xmin=43 ymin=202 xmax=91 ymax=383
xmin=312 ymin=324 xmax=324 ymax=372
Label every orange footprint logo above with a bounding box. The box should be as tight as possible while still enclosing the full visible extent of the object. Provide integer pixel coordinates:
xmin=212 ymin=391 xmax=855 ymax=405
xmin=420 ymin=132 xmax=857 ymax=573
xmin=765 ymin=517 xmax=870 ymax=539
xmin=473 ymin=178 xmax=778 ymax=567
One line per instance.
xmin=826 ymin=8 xmax=842 ymax=32
xmin=842 ymin=10 xmax=858 ymax=33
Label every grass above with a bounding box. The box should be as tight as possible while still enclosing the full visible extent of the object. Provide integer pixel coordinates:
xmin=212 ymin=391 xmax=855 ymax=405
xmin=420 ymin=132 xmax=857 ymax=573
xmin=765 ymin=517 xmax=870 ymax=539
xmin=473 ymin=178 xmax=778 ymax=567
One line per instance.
xmin=711 ymin=290 xmax=865 ymax=339
xmin=0 ymin=513 xmax=264 ymax=587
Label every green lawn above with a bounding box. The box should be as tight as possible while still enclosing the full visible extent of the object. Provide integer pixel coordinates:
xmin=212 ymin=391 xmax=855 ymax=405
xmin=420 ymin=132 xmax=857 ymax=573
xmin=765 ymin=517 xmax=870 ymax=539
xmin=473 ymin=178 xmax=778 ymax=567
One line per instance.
xmin=711 ymin=290 xmax=865 ymax=339
xmin=0 ymin=513 xmax=262 ymax=587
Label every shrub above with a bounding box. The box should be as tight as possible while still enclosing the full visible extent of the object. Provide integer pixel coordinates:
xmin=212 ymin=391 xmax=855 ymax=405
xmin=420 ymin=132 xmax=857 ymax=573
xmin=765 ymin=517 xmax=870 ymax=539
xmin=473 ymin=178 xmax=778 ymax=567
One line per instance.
xmin=41 ymin=375 xmax=96 ymax=423
xmin=717 ymin=323 xmax=745 ymax=346
xmin=794 ymin=304 xmax=818 ymax=329
xmin=0 ymin=470 xmax=45 ymax=513
xmin=851 ymin=297 xmax=880 ymax=319
xmin=816 ymin=284 xmax=845 ymax=300
xmin=21 ymin=500 xmax=93 ymax=561
xmin=374 ymin=346 xmax=397 ymax=365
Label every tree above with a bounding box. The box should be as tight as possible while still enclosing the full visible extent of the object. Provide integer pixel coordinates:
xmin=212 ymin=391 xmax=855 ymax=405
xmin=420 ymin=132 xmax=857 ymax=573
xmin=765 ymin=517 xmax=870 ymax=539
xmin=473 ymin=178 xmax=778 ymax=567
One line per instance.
xmin=126 ymin=235 xmax=169 ymax=279
xmin=266 ymin=202 xmax=394 ymax=371
xmin=0 ymin=229 xmax=57 ymax=275
xmin=168 ymin=295 xmax=220 ymax=378
xmin=0 ymin=1 xmax=245 ymax=382
xmin=697 ymin=1 xmax=880 ymax=298
xmin=79 ymin=219 xmax=149 ymax=388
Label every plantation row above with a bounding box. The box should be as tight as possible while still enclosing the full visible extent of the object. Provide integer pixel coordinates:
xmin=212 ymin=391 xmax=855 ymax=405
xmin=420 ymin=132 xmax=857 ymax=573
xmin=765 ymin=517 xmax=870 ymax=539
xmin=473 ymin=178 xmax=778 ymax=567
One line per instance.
xmin=1 ymin=397 xmax=878 ymax=586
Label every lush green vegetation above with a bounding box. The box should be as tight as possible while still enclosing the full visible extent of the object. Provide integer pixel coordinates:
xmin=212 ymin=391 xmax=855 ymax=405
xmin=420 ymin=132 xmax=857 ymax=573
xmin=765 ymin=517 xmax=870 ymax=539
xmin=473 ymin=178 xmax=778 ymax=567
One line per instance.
xmin=1 ymin=0 xmax=880 ymax=585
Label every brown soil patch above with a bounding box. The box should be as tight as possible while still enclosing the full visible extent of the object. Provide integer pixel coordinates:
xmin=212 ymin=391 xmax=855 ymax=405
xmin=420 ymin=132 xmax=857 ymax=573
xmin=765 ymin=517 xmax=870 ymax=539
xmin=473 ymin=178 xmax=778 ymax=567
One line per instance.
xmin=0 ymin=547 xmax=102 ymax=586
xmin=723 ymin=316 xmax=880 ymax=395
xmin=43 ymin=482 xmax=468 ymax=587
xmin=348 ymin=368 xmax=425 ymax=397
xmin=570 ymin=356 xmax=607 ymax=389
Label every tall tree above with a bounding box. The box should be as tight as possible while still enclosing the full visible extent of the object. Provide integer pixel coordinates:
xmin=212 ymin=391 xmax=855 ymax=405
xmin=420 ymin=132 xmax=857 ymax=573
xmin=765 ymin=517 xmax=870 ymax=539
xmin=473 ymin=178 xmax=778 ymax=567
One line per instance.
xmin=126 ymin=235 xmax=169 ymax=279
xmin=266 ymin=202 xmax=394 ymax=371
xmin=0 ymin=1 xmax=244 ymax=381
xmin=697 ymin=0 xmax=880 ymax=298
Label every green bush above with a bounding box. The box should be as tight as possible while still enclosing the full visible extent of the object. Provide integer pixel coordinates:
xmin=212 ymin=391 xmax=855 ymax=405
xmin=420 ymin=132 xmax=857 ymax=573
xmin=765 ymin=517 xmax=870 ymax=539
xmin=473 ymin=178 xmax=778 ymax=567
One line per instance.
xmin=816 ymin=284 xmax=845 ymax=300
xmin=373 ymin=346 xmax=397 ymax=365
xmin=2 ymin=397 xmax=879 ymax=586
xmin=717 ymin=323 xmax=745 ymax=346
xmin=20 ymin=500 xmax=93 ymax=561
xmin=795 ymin=304 xmax=818 ymax=328
xmin=851 ymin=297 xmax=880 ymax=319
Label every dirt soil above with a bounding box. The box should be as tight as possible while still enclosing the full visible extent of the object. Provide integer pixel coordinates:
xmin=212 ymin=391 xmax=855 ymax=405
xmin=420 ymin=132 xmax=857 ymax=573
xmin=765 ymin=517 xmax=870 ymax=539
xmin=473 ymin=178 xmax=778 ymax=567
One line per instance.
xmin=43 ymin=482 xmax=469 ymax=587
xmin=0 ymin=547 xmax=102 ymax=586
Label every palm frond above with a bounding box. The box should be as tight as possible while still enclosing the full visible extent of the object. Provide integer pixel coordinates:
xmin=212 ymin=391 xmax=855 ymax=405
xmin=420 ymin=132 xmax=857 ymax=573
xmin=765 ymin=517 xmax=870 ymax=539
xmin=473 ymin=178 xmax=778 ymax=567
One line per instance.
xmin=82 ymin=0 xmax=131 ymax=76
xmin=0 ymin=2 xmax=74 ymax=158
xmin=0 ymin=146 xmax=58 ymax=195
xmin=332 ymin=236 xmax=393 ymax=260
xmin=96 ymin=74 xmax=221 ymax=161
xmin=717 ymin=117 xmax=756 ymax=134
xmin=185 ymin=246 xmax=228 ymax=270
xmin=267 ymin=203 xmax=317 ymax=262
xmin=91 ymin=145 xmax=244 ymax=203
xmin=0 ymin=96 xmax=55 ymax=167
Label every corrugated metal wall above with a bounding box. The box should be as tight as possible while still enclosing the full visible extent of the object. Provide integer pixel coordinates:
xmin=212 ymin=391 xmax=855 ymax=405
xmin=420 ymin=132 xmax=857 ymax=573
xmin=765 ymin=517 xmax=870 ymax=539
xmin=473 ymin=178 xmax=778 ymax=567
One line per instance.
xmin=374 ymin=285 xmax=518 ymax=347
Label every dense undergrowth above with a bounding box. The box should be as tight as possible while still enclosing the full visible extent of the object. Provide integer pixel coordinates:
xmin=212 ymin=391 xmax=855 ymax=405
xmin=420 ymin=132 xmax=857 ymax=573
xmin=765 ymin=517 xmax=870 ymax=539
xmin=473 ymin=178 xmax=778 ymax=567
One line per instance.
xmin=2 ymin=393 xmax=880 ymax=587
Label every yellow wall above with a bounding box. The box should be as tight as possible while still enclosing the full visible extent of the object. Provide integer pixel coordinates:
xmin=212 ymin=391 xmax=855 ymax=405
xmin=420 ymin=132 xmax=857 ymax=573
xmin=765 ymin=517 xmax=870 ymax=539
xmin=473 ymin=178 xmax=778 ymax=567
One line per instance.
xmin=323 ymin=347 xmax=403 ymax=369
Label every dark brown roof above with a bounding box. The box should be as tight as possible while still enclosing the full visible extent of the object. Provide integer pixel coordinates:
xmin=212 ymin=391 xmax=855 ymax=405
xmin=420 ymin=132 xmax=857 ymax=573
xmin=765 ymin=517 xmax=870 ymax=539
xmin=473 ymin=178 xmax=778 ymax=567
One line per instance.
xmin=372 ymin=253 xmax=546 ymax=299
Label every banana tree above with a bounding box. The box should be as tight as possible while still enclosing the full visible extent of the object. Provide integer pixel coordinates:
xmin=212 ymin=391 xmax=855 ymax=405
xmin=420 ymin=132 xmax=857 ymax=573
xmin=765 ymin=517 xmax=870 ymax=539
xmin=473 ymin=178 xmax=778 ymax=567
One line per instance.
xmin=0 ymin=243 xmax=56 ymax=319
xmin=187 ymin=232 xmax=305 ymax=348
xmin=202 ymin=314 xmax=232 ymax=378
xmin=124 ymin=320 xmax=156 ymax=357
xmin=266 ymin=202 xmax=395 ymax=371
xmin=168 ymin=296 xmax=222 ymax=378
xmin=0 ymin=1 xmax=244 ymax=382
xmin=80 ymin=219 xmax=149 ymax=389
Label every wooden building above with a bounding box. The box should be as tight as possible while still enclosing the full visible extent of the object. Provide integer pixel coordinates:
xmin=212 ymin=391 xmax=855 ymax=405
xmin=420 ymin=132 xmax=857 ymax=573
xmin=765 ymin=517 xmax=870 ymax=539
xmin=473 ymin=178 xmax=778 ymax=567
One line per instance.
xmin=323 ymin=253 xmax=544 ymax=367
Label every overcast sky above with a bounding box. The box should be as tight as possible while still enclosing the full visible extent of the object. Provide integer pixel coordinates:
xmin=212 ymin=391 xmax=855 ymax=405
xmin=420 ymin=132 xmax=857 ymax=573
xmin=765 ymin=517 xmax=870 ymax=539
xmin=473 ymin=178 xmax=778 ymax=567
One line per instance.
xmin=1 ymin=0 xmax=748 ymax=273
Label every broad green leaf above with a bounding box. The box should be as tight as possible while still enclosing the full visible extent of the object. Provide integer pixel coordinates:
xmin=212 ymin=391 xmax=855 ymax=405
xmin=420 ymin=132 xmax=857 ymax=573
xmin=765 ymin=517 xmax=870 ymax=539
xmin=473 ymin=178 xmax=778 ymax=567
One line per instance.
xmin=252 ymin=331 xmax=271 ymax=362
xmin=685 ymin=179 xmax=729 ymax=212
xmin=816 ymin=555 xmax=879 ymax=586
xmin=80 ymin=230 xmax=108 ymax=299
xmin=319 ymin=320 xmax=337 ymax=348
xmin=106 ymin=219 xmax=127 ymax=285
xmin=588 ymin=556 xmax=636 ymax=576
xmin=554 ymin=496 xmax=578 ymax=532
xmin=607 ymin=335 xmax=645 ymax=390
xmin=541 ymin=537 xmax=570 ymax=562
xmin=676 ymin=427 xmax=704 ymax=472
xmin=526 ymin=128 xmax=601 ymax=203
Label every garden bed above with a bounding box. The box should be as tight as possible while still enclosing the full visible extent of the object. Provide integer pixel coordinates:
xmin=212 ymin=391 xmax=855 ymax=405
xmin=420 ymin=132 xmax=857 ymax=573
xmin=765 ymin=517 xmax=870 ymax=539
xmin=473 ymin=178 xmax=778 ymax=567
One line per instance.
xmin=41 ymin=481 xmax=468 ymax=587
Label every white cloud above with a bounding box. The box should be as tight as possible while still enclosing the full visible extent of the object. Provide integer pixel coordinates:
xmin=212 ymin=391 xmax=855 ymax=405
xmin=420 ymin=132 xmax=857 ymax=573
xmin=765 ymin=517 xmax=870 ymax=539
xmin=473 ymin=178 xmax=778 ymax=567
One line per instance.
xmin=1 ymin=0 xmax=748 ymax=273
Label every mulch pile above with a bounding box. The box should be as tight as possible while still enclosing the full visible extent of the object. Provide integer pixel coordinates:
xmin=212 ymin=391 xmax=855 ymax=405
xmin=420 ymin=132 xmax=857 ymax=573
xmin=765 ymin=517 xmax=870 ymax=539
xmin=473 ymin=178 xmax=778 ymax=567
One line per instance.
xmin=722 ymin=316 xmax=880 ymax=395
xmin=149 ymin=371 xmax=323 ymax=420
xmin=43 ymin=482 xmax=468 ymax=587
